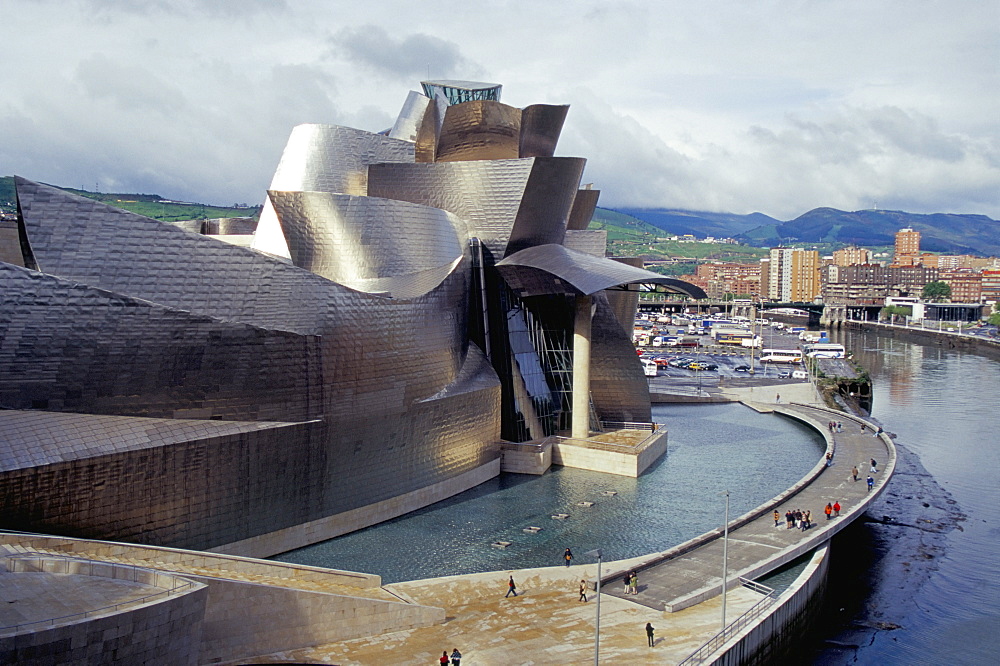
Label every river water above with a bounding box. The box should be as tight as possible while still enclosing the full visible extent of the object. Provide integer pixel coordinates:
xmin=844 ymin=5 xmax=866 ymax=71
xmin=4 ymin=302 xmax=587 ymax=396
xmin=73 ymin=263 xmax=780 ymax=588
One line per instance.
xmin=812 ymin=329 xmax=1000 ymax=665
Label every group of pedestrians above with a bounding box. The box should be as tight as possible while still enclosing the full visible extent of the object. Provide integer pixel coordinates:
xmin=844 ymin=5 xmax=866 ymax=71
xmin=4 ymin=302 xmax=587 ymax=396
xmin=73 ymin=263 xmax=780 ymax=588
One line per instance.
xmin=622 ymin=571 xmax=639 ymax=595
xmin=823 ymin=501 xmax=842 ymax=519
xmin=439 ymin=648 xmax=461 ymax=665
xmin=827 ymin=420 xmax=843 ymax=433
xmin=777 ymin=508 xmax=812 ymax=530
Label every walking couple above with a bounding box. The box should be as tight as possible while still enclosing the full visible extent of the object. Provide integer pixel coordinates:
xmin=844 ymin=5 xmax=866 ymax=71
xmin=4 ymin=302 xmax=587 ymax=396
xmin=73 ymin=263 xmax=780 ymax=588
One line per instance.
xmin=623 ymin=571 xmax=638 ymax=595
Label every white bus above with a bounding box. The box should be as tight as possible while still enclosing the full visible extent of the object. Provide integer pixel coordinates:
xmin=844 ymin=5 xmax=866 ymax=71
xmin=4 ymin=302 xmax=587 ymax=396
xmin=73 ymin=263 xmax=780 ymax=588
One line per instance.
xmin=804 ymin=343 xmax=846 ymax=358
xmin=759 ymin=349 xmax=803 ymax=363
xmin=641 ymin=358 xmax=658 ymax=377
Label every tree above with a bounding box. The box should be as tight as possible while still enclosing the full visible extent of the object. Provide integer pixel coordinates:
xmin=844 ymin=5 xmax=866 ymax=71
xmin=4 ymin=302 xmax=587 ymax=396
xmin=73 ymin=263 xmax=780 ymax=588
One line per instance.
xmin=922 ymin=281 xmax=951 ymax=302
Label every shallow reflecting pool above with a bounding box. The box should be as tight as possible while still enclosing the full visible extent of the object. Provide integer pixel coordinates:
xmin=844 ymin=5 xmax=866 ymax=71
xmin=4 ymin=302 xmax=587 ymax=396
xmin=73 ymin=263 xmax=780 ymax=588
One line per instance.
xmin=275 ymin=403 xmax=823 ymax=583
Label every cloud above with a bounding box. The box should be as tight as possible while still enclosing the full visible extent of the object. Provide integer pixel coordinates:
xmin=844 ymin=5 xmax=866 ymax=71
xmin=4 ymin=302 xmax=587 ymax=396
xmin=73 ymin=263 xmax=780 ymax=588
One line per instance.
xmin=329 ymin=25 xmax=478 ymax=81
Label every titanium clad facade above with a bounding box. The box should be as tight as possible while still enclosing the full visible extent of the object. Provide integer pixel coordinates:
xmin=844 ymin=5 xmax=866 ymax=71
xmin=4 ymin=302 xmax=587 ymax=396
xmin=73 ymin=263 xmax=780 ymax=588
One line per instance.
xmin=435 ymin=100 xmax=522 ymax=162
xmin=519 ymin=104 xmax=570 ymax=158
xmin=1 ymin=79 xmax=703 ymax=555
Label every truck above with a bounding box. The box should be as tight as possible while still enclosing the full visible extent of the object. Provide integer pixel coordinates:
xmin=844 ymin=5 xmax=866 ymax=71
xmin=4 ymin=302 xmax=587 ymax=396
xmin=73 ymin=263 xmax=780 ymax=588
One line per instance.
xmin=668 ymin=336 xmax=700 ymax=348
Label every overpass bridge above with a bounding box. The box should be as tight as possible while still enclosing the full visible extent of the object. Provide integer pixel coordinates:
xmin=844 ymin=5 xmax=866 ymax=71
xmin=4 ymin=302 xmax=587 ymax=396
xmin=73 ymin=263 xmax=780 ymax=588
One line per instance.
xmin=638 ymin=299 xmax=884 ymax=327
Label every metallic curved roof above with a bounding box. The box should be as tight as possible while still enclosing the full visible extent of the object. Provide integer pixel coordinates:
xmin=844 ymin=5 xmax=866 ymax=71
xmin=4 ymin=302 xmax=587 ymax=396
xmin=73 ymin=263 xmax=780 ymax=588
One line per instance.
xmin=495 ymin=244 xmax=707 ymax=298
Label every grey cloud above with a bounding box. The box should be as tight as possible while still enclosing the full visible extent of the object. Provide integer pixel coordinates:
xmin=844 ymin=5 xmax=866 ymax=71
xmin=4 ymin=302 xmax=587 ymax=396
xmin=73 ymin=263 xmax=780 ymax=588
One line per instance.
xmin=75 ymin=53 xmax=188 ymax=114
xmin=329 ymin=25 xmax=478 ymax=81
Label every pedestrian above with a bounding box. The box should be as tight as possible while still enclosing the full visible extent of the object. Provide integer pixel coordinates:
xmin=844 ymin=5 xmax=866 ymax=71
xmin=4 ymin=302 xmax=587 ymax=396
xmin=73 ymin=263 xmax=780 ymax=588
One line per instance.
xmin=824 ymin=503 xmax=833 ymax=520
xmin=833 ymin=501 xmax=841 ymax=517
xmin=870 ymin=458 xmax=878 ymax=473
xmin=852 ymin=465 xmax=859 ymax=482
xmin=773 ymin=509 xmax=780 ymax=527
xmin=450 ymin=648 xmax=462 ymax=666
xmin=646 ymin=622 xmax=655 ymax=647
xmin=867 ymin=476 xmax=874 ymax=492
xmin=874 ymin=425 xmax=883 ymax=438
xmin=837 ymin=421 xmax=843 ymax=432
xmin=825 ymin=452 xmax=833 ymax=467
xmin=506 ymin=575 xmax=517 ymax=597
xmin=794 ymin=509 xmax=801 ymax=528
xmin=860 ymin=423 xmax=866 ymax=433
xmin=579 ymin=580 xmax=587 ymax=602
xmin=629 ymin=573 xmax=638 ymax=595
xmin=564 ymin=548 xmax=574 ymax=567
xmin=624 ymin=572 xmax=632 ymax=594
xmin=785 ymin=510 xmax=793 ymax=529
xmin=440 ymin=650 xmax=450 ymax=666
xmin=775 ymin=393 xmax=780 ymax=403
xmin=803 ymin=510 xmax=811 ymax=529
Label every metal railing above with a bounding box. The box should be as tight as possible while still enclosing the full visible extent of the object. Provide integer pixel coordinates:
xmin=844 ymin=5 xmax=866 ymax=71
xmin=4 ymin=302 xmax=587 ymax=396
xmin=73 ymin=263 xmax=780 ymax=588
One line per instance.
xmin=599 ymin=421 xmax=657 ymax=431
xmin=677 ymin=577 xmax=776 ymax=666
xmin=0 ymin=554 xmax=197 ymax=634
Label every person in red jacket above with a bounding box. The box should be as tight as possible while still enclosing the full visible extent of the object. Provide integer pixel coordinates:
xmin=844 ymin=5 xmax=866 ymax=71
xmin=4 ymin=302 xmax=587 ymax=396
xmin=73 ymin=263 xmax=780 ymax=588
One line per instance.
xmin=824 ymin=503 xmax=833 ymax=520
xmin=833 ymin=501 xmax=841 ymax=517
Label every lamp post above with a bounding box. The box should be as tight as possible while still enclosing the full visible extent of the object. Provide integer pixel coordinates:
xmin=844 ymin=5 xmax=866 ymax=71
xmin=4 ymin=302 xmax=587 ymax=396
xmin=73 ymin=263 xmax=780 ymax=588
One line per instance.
xmin=721 ymin=490 xmax=730 ymax=630
xmin=584 ymin=549 xmax=603 ymax=665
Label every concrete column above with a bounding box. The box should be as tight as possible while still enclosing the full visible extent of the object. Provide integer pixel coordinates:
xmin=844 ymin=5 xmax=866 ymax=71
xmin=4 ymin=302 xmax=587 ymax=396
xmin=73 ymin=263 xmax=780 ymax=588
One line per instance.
xmin=572 ymin=294 xmax=592 ymax=440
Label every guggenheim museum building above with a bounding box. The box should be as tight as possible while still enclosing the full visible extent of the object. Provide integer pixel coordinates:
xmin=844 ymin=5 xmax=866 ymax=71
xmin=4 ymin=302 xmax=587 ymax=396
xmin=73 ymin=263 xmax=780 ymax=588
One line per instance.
xmin=0 ymin=80 xmax=704 ymax=558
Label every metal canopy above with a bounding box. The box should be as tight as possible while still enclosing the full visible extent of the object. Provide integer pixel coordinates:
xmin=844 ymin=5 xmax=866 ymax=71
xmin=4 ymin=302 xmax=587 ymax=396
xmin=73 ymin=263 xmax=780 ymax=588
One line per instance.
xmin=495 ymin=244 xmax=707 ymax=298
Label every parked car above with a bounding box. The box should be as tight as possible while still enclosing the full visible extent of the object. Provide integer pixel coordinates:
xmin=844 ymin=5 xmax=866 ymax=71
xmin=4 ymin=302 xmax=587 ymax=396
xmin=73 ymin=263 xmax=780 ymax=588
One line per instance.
xmin=777 ymin=371 xmax=792 ymax=379
xmin=734 ymin=365 xmax=751 ymax=372
xmin=702 ymin=363 xmax=719 ymax=371
xmin=687 ymin=362 xmax=710 ymax=371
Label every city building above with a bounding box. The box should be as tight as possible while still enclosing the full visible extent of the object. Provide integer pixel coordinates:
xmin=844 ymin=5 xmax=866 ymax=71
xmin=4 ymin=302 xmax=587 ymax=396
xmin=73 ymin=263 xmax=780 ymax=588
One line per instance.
xmin=832 ymin=246 xmax=871 ymax=266
xmin=982 ymin=269 xmax=1000 ymax=303
xmin=821 ymin=264 xmax=940 ymax=305
xmin=891 ymin=227 xmax=921 ymax=266
xmin=0 ymin=81 xmax=704 ymax=558
xmin=766 ymin=247 xmax=820 ymax=302
xmin=940 ymin=268 xmax=983 ymax=303
xmin=695 ymin=261 xmax=761 ymax=300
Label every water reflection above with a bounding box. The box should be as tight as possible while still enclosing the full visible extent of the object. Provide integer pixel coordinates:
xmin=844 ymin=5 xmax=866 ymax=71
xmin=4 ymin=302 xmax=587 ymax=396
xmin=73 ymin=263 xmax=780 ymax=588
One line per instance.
xmin=275 ymin=403 xmax=824 ymax=583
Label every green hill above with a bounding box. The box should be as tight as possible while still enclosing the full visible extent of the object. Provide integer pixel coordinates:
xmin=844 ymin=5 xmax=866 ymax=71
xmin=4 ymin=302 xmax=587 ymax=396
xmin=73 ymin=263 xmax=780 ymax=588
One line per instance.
xmin=0 ymin=176 xmax=259 ymax=221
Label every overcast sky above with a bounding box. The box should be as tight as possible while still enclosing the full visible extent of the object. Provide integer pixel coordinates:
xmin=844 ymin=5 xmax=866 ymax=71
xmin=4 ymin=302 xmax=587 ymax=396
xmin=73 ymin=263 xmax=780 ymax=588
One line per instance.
xmin=2 ymin=0 xmax=998 ymax=219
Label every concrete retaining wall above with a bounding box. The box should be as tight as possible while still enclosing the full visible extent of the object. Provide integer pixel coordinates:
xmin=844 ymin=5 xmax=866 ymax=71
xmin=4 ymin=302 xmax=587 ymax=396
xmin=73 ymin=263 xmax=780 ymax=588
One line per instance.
xmin=551 ymin=430 xmax=668 ymax=477
xmin=500 ymin=441 xmax=552 ymax=475
xmin=711 ymin=544 xmax=830 ymax=665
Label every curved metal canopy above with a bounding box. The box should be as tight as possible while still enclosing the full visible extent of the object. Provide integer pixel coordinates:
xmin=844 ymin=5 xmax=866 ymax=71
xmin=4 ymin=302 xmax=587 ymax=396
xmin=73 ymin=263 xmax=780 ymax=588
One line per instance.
xmin=495 ymin=244 xmax=707 ymax=298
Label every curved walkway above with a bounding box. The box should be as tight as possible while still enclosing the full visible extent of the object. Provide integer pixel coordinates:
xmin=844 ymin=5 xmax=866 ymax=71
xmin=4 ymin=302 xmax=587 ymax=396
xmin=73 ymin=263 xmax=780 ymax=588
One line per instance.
xmin=601 ymin=401 xmax=895 ymax=612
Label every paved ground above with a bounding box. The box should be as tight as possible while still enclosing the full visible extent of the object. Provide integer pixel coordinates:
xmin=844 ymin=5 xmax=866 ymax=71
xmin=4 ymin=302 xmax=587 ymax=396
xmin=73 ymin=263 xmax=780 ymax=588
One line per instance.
xmin=243 ymin=380 xmax=893 ymax=665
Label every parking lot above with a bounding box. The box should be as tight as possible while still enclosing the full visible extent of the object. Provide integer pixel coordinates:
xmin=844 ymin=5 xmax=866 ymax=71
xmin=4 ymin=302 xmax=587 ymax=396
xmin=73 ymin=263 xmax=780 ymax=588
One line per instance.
xmin=638 ymin=329 xmax=810 ymax=382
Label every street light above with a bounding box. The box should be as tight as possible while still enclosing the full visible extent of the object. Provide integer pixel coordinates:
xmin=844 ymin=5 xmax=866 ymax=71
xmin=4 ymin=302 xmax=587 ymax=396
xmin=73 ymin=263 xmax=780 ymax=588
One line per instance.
xmin=584 ymin=549 xmax=603 ymax=666
xmin=720 ymin=490 xmax=731 ymax=627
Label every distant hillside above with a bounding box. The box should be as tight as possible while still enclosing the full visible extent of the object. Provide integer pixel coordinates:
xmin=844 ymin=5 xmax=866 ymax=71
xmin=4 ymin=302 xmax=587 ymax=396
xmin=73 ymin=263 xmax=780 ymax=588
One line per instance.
xmin=613 ymin=208 xmax=780 ymax=239
xmin=0 ymin=176 xmax=258 ymax=221
xmin=617 ymin=205 xmax=1000 ymax=257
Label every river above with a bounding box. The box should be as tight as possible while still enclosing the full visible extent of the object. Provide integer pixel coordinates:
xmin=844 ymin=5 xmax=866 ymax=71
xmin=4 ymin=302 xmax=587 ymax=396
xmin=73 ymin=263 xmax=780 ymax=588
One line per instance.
xmin=809 ymin=328 xmax=1000 ymax=665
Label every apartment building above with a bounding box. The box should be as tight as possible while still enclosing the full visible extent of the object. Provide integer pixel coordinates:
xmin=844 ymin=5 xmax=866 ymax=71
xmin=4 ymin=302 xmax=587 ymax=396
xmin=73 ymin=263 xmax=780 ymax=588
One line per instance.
xmin=767 ymin=247 xmax=820 ymax=301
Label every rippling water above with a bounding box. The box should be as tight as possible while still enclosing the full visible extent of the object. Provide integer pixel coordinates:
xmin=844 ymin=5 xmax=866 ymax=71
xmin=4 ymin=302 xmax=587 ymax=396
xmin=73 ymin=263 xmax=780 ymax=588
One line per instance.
xmin=832 ymin=330 xmax=1000 ymax=664
xmin=275 ymin=403 xmax=824 ymax=584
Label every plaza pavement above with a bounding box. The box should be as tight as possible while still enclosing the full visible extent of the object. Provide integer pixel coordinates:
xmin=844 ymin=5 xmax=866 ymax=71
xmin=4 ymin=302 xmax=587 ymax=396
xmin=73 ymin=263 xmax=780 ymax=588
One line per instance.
xmin=245 ymin=379 xmax=893 ymax=665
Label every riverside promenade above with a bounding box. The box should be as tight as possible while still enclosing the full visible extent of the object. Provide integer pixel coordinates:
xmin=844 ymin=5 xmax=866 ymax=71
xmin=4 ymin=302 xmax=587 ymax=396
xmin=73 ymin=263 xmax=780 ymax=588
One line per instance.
xmin=245 ymin=380 xmax=895 ymax=665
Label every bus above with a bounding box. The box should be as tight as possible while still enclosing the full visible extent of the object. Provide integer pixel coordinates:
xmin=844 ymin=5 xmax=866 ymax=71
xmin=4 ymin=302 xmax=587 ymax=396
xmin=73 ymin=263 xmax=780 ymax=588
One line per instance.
xmin=641 ymin=358 xmax=658 ymax=377
xmin=717 ymin=332 xmax=755 ymax=346
xmin=804 ymin=343 xmax=846 ymax=358
xmin=759 ymin=349 xmax=803 ymax=363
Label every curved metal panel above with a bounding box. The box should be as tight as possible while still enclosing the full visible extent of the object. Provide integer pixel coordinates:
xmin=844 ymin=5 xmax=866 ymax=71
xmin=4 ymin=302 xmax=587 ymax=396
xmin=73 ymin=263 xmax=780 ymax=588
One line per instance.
xmin=435 ymin=100 xmax=521 ymax=162
xmin=252 ymin=125 xmax=415 ymax=257
xmin=519 ymin=104 xmax=569 ymax=158
xmin=389 ymin=90 xmax=432 ymax=142
xmin=589 ymin=293 xmax=652 ymax=422
xmin=505 ymin=157 xmax=586 ymax=255
xmin=497 ymin=243 xmax=706 ymax=296
xmin=566 ymin=188 xmax=600 ymax=231
xmin=415 ymin=91 xmax=449 ymax=163
xmin=268 ymin=190 xmax=464 ymax=295
xmin=367 ymin=158 xmax=536 ymax=256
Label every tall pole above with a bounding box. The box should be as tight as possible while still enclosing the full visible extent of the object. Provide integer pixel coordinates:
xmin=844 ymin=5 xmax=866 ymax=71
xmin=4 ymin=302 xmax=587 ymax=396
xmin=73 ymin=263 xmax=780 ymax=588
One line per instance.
xmin=585 ymin=549 xmax=602 ymax=665
xmin=721 ymin=490 xmax=730 ymax=630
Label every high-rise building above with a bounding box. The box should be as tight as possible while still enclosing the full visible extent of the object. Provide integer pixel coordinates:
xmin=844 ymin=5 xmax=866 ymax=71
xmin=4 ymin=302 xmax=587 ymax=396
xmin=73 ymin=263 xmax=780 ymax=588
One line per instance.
xmin=892 ymin=228 xmax=921 ymax=266
xmin=941 ymin=269 xmax=982 ymax=303
xmin=767 ymin=248 xmax=820 ymax=301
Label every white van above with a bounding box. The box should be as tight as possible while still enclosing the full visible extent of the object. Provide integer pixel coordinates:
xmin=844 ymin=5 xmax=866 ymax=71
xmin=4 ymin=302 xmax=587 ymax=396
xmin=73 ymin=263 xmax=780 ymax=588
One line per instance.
xmin=791 ymin=370 xmax=808 ymax=379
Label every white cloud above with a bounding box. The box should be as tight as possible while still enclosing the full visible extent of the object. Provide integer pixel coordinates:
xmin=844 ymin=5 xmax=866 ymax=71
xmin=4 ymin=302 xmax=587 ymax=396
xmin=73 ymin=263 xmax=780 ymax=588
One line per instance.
xmin=1 ymin=0 xmax=997 ymax=217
